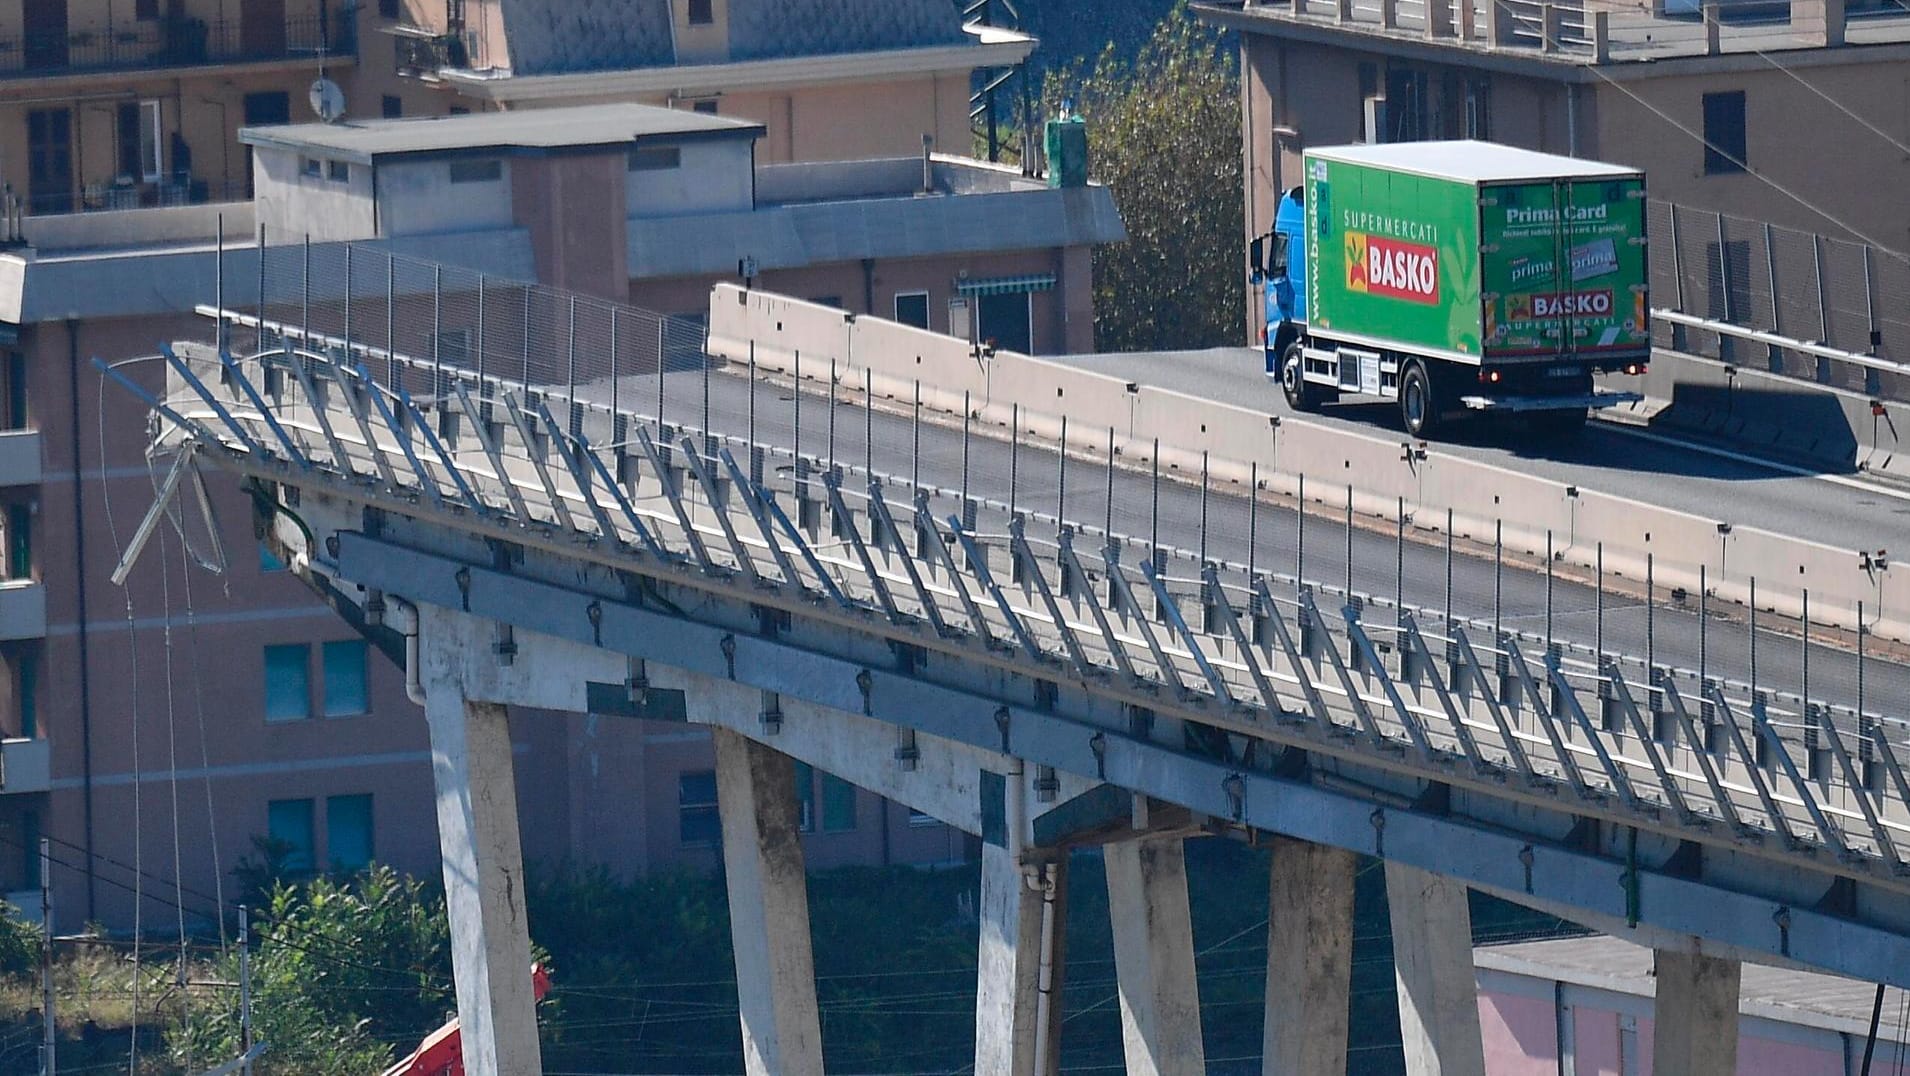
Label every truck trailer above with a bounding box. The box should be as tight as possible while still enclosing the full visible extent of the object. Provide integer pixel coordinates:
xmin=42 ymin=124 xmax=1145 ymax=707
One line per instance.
xmin=1251 ymin=141 xmax=1649 ymax=438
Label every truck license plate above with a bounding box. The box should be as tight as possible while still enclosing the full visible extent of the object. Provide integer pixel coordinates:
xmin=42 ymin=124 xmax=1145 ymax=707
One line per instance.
xmin=1546 ymin=366 xmax=1583 ymax=378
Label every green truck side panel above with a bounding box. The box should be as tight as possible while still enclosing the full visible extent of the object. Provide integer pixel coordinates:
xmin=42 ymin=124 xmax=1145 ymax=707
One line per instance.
xmin=1305 ymin=157 xmax=1484 ymax=359
xmin=1303 ymin=153 xmax=1648 ymax=364
xmin=1480 ymin=177 xmax=1649 ymax=358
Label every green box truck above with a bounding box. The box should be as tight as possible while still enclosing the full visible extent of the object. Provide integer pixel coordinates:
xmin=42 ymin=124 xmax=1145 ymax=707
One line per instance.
xmin=1250 ymin=141 xmax=1649 ymax=438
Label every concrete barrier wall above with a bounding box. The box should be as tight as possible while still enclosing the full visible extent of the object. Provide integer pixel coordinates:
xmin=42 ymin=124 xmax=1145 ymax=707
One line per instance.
xmin=1610 ymin=349 xmax=1910 ymax=483
xmin=712 ymin=285 xmax=1906 ymax=643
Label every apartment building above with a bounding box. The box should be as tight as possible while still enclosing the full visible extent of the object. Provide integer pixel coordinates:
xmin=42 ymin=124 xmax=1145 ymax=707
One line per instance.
xmin=374 ymin=0 xmax=1035 ymax=162
xmin=0 ymin=100 xmax=1121 ymax=929
xmin=1196 ymin=0 xmax=1910 ymax=334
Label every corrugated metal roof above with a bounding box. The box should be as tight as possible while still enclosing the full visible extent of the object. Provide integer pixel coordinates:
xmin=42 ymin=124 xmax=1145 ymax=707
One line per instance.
xmin=1309 ymin=140 xmax=1641 ymax=183
xmin=495 ymin=0 xmax=972 ymax=77
xmin=627 ymin=185 xmax=1126 ymax=279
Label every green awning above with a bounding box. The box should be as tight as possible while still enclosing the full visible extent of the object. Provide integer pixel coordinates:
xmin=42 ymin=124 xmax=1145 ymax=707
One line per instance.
xmin=956 ymin=273 xmax=1056 ymax=297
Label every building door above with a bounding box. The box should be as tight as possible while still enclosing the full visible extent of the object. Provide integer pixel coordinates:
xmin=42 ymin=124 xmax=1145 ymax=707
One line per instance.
xmin=26 ymin=109 xmax=72 ymax=215
xmin=22 ymin=0 xmax=67 ymax=70
xmin=977 ymin=292 xmax=1032 ymax=355
xmin=240 ymin=0 xmax=287 ymax=57
xmin=242 ymin=91 xmax=290 ymax=196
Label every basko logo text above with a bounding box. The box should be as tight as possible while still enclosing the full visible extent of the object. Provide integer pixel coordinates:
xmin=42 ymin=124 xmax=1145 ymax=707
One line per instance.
xmin=1346 ymin=232 xmax=1438 ymax=304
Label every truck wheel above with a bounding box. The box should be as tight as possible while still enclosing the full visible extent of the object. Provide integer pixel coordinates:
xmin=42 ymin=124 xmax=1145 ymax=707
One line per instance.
xmin=1400 ymin=360 xmax=1439 ymax=438
xmin=1279 ymin=342 xmax=1320 ymax=412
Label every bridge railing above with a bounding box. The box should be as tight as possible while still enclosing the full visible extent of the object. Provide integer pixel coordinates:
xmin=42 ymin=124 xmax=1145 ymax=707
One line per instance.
xmin=1646 ymin=200 xmax=1910 ymax=399
xmin=162 ymin=258 xmax=1910 ymax=876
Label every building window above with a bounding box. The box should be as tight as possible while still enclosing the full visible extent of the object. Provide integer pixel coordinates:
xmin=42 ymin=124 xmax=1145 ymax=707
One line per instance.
xmin=114 ymin=101 xmax=164 ymax=181
xmin=264 ymin=643 xmax=312 ymax=721
xmin=893 ymin=291 xmax=931 ymax=330
xmin=1 ymin=352 xmax=24 ymax=430
xmin=328 ymin=160 xmax=351 ymax=183
xmin=907 ymin=807 xmax=938 ymax=828
xmin=135 ymin=0 xmax=159 ymax=18
xmin=678 ymin=771 xmax=720 ymax=845
xmin=139 ymin=100 xmax=162 ymax=181
xmin=322 ymin=640 xmax=368 ymax=717
xmin=382 ymin=95 xmax=403 ymax=118
xmin=977 ymin=292 xmax=1033 ymax=355
xmin=448 ymin=158 xmax=502 ymax=184
xmin=1463 ymin=78 xmax=1491 ymax=140
xmin=326 ymin=794 xmax=374 ymax=871
xmin=820 ymin=774 xmax=856 ymax=833
xmin=259 ymin=542 xmax=286 ymax=573
xmin=793 ymin=761 xmax=815 ymax=833
xmin=3 ymin=504 xmax=29 ymax=581
xmin=268 ymin=798 xmax=316 ymax=874
xmin=5 ymin=645 xmax=38 ymax=739
xmin=692 ymin=99 xmax=719 ymax=115
xmin=628 ymin=145 xmax=682 ymax=172
xmin=1702 ymin=90 xmax=1746 ymax=175
xmin=687 ymin=0 xmax=713 ymax=24
xmin=301 ymin=157 xmax=323 ymax=178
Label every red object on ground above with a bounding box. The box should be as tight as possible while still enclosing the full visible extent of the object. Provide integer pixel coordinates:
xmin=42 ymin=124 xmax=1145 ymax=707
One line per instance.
xmin=381 ymin=964 xmax=552 ymax=1076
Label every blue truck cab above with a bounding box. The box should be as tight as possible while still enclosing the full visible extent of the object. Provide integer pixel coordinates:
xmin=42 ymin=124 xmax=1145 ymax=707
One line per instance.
xmin=1256 ymin=187 xmax=1307 ymax=375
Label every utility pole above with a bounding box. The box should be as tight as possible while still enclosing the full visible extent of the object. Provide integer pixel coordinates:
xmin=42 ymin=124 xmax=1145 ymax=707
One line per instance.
xmin=39 ymin=837 xmax=53 ymax=1076
xmin=239 ymin=907 xmax=253 ymax=1076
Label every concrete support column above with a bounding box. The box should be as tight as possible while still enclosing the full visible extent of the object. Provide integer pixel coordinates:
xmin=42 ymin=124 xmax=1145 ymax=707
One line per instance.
xmin=423 ymin=683 xmax=543 ymax=1076
xmin=713 ymin=728 xmax=824 ymax=1076
xmin=1263 ymin=837 xmax=1357 ymax=1075
xmin=975 ymin=843 xmax=1066 ymax=1076
xmin=1652 ymin=950 xmax=1741 ymax=1076
xmin=1105 ymin=837 xmax=1206 ymax=1076
xmin=1385 ymin=862 xmax=1485 ymax=1076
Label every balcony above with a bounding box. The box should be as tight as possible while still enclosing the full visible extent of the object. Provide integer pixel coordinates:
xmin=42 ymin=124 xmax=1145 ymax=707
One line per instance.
xmin=0 ymin=8 xmax=356 ymax=81
xmin=0 ymin=738 xmax=48 ymax=795
xmin=21 ymin=177 xmax=250 ymax=219
xmin=0 ymin=581 xmax=43 ymax=641
xmin=0 ymin=429 xmax=36 ymax=487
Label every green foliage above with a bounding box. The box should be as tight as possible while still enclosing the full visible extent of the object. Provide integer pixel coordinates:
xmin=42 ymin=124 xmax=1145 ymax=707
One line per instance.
xmin=171 ymin=865 xmax=452 ymax=1075
xmin=1043 ymin=4 xmax=1244 ymax=351
xmin=0 ymin=901 xmax=40 ymax=980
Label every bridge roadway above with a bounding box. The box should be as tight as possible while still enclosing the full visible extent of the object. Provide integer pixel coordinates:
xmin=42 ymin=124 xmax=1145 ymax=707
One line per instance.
xmin=622 ymin=357 xmax=1910 ymax=731
xmin=141 ymin=324 xmax=1910 ymax=1076
xmin=1048 ymin=347 xmax=1909 ymax=561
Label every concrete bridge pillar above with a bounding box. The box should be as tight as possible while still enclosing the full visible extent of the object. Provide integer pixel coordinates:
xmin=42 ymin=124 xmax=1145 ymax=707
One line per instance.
xmin=422 ymin=679 xmax=543 ymax=1076
xmin=1652 ymin=949 xmax=1741 ymax=1076
xmin=975 ymin=841 xmax=1066 ymax=1076
xmin=1385 ymin=862 xmax=1485 ymax=1076
xmin=1105 ymin=836 xmax=1206 ymax=1076
xmin=1263 ymin=837 xmax=1357 ymax=1074
xmin=713 ymin=727 xmax=825 ymax=1076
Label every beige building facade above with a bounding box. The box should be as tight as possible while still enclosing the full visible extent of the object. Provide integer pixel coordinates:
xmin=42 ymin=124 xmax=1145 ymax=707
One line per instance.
xmin=0 ymin=100 xmax=1121 ymax=929
xmin=1199 ymin=0 xmax=1910 ymax=336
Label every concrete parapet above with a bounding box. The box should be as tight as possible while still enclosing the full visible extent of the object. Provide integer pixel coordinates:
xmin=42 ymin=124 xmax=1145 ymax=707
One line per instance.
xmin=707 ymin=285 xmax=1908 ymax=644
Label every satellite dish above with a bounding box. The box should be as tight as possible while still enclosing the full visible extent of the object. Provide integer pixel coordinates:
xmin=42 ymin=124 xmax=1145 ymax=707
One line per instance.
xmin=309 ymin=78 xmax=346 ymax=124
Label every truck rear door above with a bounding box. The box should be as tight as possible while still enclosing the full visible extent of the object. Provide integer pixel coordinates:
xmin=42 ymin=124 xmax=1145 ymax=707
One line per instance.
xmin=1482 ymin=177 xmax=1648 ymax=365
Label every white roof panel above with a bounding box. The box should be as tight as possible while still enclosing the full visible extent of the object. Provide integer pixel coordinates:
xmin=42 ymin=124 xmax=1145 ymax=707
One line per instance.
xmin=1307 ymin=141 xmax=1640 ymax=184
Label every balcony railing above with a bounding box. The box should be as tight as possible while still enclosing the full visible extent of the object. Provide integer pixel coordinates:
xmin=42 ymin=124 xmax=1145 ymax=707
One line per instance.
xmin=0 ymin=738 xmax=49 ymax=795
xmin=0 ymin=429 xmax=38 ymax=487
xmin=0 ymin=582 xmax=43 ymax=642
xmin=17 ymin=176 xmax=249 ymax=219
xmin=0 ymin=8 xmax=355 ymax=79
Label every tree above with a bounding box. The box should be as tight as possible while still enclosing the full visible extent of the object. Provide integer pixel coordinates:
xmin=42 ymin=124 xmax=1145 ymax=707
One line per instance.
xmin=1044 ymin=4 xmax=1243 ymax=352
xmin=171 ymin=866 xmax=452 ymax=1074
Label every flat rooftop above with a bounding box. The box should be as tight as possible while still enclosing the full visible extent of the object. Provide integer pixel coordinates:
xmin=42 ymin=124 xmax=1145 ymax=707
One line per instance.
xmin=1313 ymin=140 xmax=1641 ymax=181
xmin=1476 ymin=934 xmax=1910 ymax=1040
xmin=239 ymin=102 xmax=764 ymax=164
xmin=1197 ymin=0 xmax=1910 ymax=71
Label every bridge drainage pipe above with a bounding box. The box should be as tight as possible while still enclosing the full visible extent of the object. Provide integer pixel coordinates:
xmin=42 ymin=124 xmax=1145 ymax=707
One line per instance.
xmin=1033 ymin=863 xmax=1058 ymax=1071
xmin=387 ymin=597 xmax=427 ymax=705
